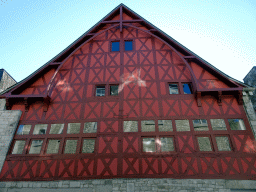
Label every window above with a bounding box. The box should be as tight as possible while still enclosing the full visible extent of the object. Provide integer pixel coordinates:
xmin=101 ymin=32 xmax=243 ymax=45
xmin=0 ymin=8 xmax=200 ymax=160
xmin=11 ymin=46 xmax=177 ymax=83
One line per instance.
xmin=82 ymin=139 xmax=95 ymax=153
xmin=64 ymin=139 xmax=78 ymax=154
xmin=111 ymin=41 xmax=120 ymax=51
xmin=29 ymin=140 xmax=43 ymax=154
xmin=49 ymin=124 xmax=64 ymax=134
xmin=158 ymin=120 xmax=173 ymax=132
xmin=110 ymin=85 xmax=119 ymax=96
xmin=33 ymin=124 xmax=47 ymax=135
xmin=141 ymin=120 xmax=155 ymax=132
xmin=67 ymin=123 xmax=80 ymax=134
xmin=16 ymin=125 xmax=31 ymax=135
xmin=216 ymin=136 xmax=231 ymax=151
xmin=169 ymin=83 xmax=179 ymax=94
xmin=46 ymin=140 xmax=60 ymax=154
xmin=123 ymin=121 xmax=138 ymax=132
xmin=143 ymin=137 xmax=175 ymax=153
xmin=210 ymin=119 xmax=227 ymax=130
xmin=193 ymin=119 xmax=208 ymax=131
xmin=228 ymin=119 xmax=246 ymax=130
xmin=175 ymin=120 xmax=190 ymax=131
xmin=96 ymin=86 xmax=105 ymax=96
xmin=142 ymin=138 xmax=156 ymax=152
xmin=160 ymin=137 xmax=174 ymax=152
xmin=11 ymin=140 xmax=26 ymax=154
xmin=84 ymin=122 xmax=97 ymax=133
xmin=125 ymin=41 xmax=133 ymax=51
xmin=197 ymin=137 xmax=212 ymax=151
xmin=182 ymin=83 xmax=192 ymax=94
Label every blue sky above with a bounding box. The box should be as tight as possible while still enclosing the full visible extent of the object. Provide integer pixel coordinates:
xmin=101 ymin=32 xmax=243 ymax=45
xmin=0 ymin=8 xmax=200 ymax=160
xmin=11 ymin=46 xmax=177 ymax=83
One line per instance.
xmin=0 ymin=0 xmax=255 ymax=82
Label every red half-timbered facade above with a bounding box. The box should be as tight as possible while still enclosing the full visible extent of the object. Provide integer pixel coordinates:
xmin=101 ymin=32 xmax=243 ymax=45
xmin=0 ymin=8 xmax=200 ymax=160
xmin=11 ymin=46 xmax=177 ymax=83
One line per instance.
xmin=1 ymin=4 xmax=256 ymax=181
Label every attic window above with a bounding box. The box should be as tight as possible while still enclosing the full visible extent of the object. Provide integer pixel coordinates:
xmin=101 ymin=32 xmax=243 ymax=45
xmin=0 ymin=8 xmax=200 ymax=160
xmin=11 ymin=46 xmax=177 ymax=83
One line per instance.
xmin=125 ymin=41 xmax=133 ymax=51
xmin=111 ymin=41 xmax=120 ymax=52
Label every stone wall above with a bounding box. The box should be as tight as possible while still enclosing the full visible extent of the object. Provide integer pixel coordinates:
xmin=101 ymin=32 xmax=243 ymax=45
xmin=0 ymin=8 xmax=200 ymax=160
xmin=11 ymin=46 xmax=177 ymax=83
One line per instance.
xmin=243 ymin=88 xmax=256 ymax=138
xmin=244 ymin=66 xmax=256 ymax=111
xmin=0 ymin=70 xmax=16 ymax=93
xmin=0 ymin=99 xmax=22 ymax=172
xmin=1 ymin=178 xmax=256 ymax=192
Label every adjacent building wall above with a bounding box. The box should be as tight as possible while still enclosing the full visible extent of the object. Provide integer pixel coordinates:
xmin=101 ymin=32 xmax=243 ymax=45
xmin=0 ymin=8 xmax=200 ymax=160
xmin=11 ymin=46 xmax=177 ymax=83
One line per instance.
xmin=0 ymin=99 xmax=22 ymax=172
xmin=0 ymin=69 xmax=16 ymax=93
xmin=244 ymin=66 xmax=256 ymax=111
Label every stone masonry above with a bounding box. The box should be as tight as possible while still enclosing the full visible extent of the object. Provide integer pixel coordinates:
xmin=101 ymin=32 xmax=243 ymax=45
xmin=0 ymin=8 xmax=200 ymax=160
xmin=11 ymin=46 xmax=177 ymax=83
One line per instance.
xmin=1 ymin=178 xmax=256 ymax=192
xmin=0 ymin=69 xmax=16 ymax=94
xmin=0 ymin=99 xmax=22 ymax=172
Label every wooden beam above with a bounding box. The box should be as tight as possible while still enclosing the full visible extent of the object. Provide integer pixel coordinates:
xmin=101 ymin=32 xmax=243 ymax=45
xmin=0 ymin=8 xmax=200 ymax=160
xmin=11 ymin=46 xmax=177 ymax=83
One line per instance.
xmin=120 ymin=6 xmax=123 ymax=33
xmin=184 ymin=56 xmax=196 ymax=59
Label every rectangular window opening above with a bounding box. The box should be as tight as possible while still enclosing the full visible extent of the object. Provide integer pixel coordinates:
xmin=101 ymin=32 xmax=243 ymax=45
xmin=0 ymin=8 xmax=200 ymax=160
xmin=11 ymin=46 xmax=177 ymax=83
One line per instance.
xmin=96 ymin=86 xmax=105 ymax=96
xmin=125 ymin=41 xmax=133 ymax=51
xmin=82 ymin=139 xmax=95 ymax=153
xmin=175 ymin=120 xmax=190 ymax=131
xmin=193 ymin=119 xmax=209 ymax=131
xmin=29 ymin=140 xmax=43 ymax=154
xmin=216 ymin=136 xmax=232 ymax=151
xmin=228 ymin=119 xmax=246 ymax=130
xmin=110 ymin=85 xmax=119 ymax=96
xmin=143 ymin=137 xmax=156 ymax=152
xmin=12 ymin=140 xmax=26 ymax=154
xmin=160 ymin=137 xmax=175 ymax=152
xmin=210 ymin=119 xmax=227 ymax=130
xmin=169 ymin=83 xmax=179 ymax=94
xmin=64 ymin=139 xmax=78 ymax=154
xmin=158 ymin=120 xmax=173 ymax=132
xmin=111 ymin=41 xmax=120 ymax=52
xmin=16 ymin=125 xmax=31 ymax=135
xmin=33 ymin=124 xmax=48 ymax=135
xmin=46 ymin=140 xmax=60 ymax=154
xmin=83 ymin=122 xmax=97 ymax=133
xmin=197 ymin=137 xmax=212 ymax=151
xmin=123 ymin=121 xmax=138 ymax=132
xmin=182 ymin=83 xmax=192 ymax=94
xmin=141 ymin=120 xmax=155 ymax=132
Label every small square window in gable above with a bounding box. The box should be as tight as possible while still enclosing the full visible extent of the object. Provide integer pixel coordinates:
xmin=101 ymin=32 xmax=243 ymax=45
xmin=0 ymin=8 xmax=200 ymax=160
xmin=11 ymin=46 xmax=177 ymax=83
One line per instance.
xmin=111 ymin=41 xmax=120 ymax=52
xmin=169 ymin=83 xmax=179 ymax=94
xmin=96 ymin=86 xmax=105 ymax=96
xmin=125 ymin=41 xmax=133 ymax=51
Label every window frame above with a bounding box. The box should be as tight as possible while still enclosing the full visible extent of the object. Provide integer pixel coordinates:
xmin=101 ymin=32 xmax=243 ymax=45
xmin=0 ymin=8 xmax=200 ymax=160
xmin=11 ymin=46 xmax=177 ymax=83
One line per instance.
xmin=95 ymin=85 xmax=106 ymax=97
xmin=124 ymin=40 xmax=133 ymax=51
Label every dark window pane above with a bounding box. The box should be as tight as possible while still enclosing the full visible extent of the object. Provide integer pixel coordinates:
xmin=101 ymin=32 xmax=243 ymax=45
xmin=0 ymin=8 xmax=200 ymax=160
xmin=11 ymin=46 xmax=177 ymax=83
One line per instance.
xmin=125 ymin=41 xmax=133 ymax=51
xmin=228 ymin=119 xmax=246 ymax=130
xmin=110 ymin=85 xmax=119 ymax=96
xmin=111 ymin=41 xmax=120 ymax=51
xmin=183 ymin=83 xmax=192 ymax=94
xmin=169 ymin=84 xmax=179 ymax=94
xmin=96 ymin=86 xmax=105 ymax=96
xmin=16 ymin=125 xmax=31 ymax=135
